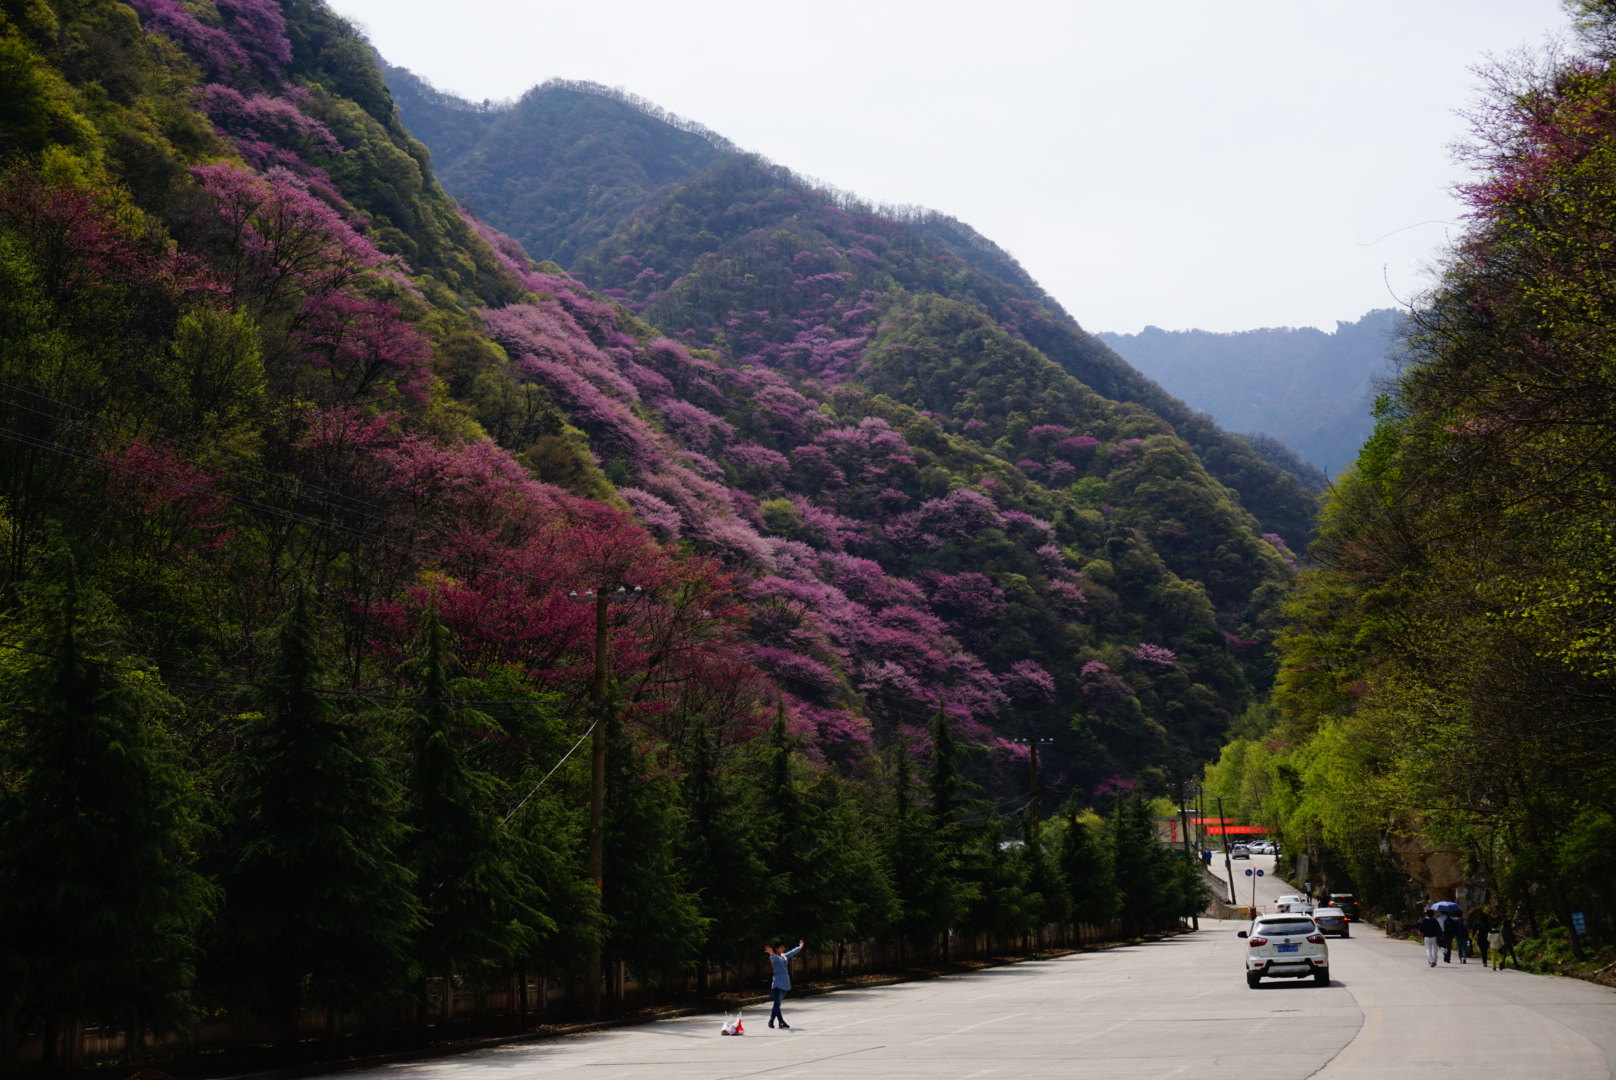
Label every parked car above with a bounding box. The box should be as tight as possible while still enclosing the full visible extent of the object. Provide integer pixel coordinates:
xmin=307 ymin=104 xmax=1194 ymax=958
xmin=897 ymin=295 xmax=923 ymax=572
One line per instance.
xmin=1312 ymin=906 xmax=1350 ymax=937
xmin=1249 ymin=841 xmax=1275 ymax=855
xmin=1273 ymin=894 xmax=1313 ymax=914
xmin=1239 ymin=913 xmax=1330 ymax=987
xmin=1229 ymin=844 xmax=1250 ymax=859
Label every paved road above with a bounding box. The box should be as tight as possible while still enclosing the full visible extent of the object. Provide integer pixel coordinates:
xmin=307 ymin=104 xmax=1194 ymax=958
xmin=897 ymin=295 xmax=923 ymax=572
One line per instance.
xmin=337 ymin=857 xmax=1616 ymax=1080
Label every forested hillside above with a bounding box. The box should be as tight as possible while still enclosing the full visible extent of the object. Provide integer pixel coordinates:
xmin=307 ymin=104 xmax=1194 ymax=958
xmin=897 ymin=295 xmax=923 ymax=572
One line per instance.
xmin=386 ymin=70 xmax=1322 ymax=553
xmin=0 ymin=0 xmax=1296 ymax=1063
xmin=1099 ymin=309 xmax=1403 ymax=478
xmin=1205 ymin=3 xmax=1616 ymax=957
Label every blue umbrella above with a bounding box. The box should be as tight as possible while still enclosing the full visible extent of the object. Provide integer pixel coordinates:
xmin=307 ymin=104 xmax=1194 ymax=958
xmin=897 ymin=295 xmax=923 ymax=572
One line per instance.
xmin=1432 ymin=900 xmax=1462 ymax=914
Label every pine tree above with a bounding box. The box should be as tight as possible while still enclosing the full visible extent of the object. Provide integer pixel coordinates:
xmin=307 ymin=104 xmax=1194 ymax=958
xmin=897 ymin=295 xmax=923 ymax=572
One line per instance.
xmin=1110 ymin=795 xmax=1171 ymax=937
xmin=1057 ymin=802 xmax=1119 ymax=929
xmin=603 ymin=717 xmax=704 ymax=993
xmin=680 ymin=719 xmax=773 ymax=981
xmin=926 ymin=707 xmax=984 ymax=953
xmin=402 ymin=612 xmax=545 ymax=1009
xmin=0 ymin=567 xmax=211 ymax=1070
xmin=756 ymin=706 xmax=893 ymax=949
xmin=210 ymin=585 xmax=419 ymax=1043
xmin=884 ymin=734 xmax=952 ymax=958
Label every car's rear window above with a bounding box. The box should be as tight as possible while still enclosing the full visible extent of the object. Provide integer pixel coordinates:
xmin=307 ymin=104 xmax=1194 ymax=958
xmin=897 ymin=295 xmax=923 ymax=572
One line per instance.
xmin=1256 ymin=919 xmax=1315 ymax=936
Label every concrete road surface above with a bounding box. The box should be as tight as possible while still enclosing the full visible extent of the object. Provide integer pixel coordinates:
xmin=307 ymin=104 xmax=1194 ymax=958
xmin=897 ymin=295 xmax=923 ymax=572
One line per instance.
xmin=333 ymin=858 xmax=1616 ymax=1080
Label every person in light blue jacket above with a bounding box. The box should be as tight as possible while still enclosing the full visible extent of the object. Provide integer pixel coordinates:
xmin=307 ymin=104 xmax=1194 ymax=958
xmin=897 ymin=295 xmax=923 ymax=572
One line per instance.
xmin=765 ymin=940 xmax=805 ymax=1029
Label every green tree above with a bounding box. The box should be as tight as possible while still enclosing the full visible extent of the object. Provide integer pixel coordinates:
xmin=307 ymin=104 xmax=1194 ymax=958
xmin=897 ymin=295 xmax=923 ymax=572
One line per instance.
xmin=757 ymin=707 xmax=896 ymax=950
xmin=603 ymin=717 xmax=704 ymax=992
xmin=0 ymin=566 xmax=211 ymax=1070
xmin=883 ymin=735 xmax=954 ymax=958
xmin=1055 ymin=802 xmax=1118 ymax=928
xmin=401 ymin=612 xmax=546 ymax=1009
xmin=210 ymin=586 xmax=419 ymax=1043
xmin=680 ymin=719 xmax=774 ymax=981
xmin=1110 ymin=796 xmax=1174 ymax=937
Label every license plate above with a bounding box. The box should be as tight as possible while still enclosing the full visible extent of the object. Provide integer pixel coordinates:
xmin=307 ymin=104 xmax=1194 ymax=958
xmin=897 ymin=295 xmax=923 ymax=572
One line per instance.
xmin=1277 ymin=944 xmax=1299 ymax=953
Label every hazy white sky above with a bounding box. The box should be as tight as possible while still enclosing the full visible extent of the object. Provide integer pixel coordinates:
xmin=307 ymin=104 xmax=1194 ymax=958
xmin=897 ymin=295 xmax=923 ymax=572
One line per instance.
xmin=327 ymin=0 xmax=1568 ymax=334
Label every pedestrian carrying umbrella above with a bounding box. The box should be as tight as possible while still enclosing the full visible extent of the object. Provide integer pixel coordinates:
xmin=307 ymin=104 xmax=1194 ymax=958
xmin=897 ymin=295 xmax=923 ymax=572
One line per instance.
xmin=1432 ymin=900 xmax=1462 ymax=914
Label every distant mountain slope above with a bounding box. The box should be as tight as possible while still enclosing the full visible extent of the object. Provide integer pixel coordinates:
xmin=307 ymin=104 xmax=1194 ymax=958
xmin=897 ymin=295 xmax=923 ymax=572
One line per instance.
xmin=1098 ymin=309 xmax=1404 ymax=477
xmin=384 ymin=68 xmax=731 ymax=267
xmin=386 ymin=72 xmax=1323 ymax=550
xmin=379 ymin=69 xmax=1310 ymax=780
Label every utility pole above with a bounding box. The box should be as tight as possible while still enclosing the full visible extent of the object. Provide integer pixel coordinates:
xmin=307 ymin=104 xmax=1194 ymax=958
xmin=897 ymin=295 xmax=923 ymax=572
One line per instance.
xmin=570 ymin=584 xmax=641 ymax=1019
xmin=1215 ymin=795 xmax=1237 ymax=907
xmin=1177 ymin=781 xmax=1198 ymax=930
xmin=584 ymin=587 xmax=609 ymax=1019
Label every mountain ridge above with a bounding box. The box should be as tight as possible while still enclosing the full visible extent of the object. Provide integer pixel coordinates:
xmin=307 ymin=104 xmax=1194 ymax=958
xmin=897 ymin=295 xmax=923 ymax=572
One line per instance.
xmin=1099 ymin=309 xmax=1403 ymax=477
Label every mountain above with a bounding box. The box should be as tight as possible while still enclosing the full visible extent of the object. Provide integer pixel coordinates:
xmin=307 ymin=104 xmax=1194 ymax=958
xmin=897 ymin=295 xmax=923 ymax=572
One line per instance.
xmin=368 ymin=70 xmax=1326 ymax=768
xmin=0 ymin=0 xmax=1300 ymax=1049
xmin=1097 ymin=309 xmax=1405 ymax=478
xmin=385 ymin=71 xmax=1324 ymax=549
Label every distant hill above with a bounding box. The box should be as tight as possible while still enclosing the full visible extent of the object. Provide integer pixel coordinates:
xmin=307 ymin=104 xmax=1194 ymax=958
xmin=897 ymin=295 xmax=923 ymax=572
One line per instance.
xmin=1098 ymin=310 xmax=1404 ymax=478
xmin=380 ymin=68 xmax=1316 ymax=782
xmin=385 ymin=69 xmax=1323 ymax=544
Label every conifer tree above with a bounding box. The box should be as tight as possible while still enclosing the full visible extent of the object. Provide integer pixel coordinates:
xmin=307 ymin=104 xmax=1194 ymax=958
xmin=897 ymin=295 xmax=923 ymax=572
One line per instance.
xmin=1057 ymin=801 xmax=1119 ymax=928
xmin=210 ymin=585 xmax=419 ymax=1043
xmin=0 ymin=566 xmax=211 ymax=1069
xmin=925 ymin=707 xmax=982 ymax=954
xmin=757 ymin=706 xmax=893 ymax=948
xmin=402 ymin=611 xmax=546 ymax=1005
xmin=1110 ymin=795 xmax=1172 ymax=936
xmin=680 ymin=719 xmax=773 ymax=981
xmin=603 ymin=717 xmax=704 ymax=992
xmin=883 ymin=735 xmax=950 ymax=957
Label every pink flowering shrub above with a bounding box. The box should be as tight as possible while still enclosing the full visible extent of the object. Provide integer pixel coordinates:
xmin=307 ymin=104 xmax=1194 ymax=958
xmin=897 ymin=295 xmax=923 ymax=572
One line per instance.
xmin=1131 ymin=642 xmax=1177 ymax=668
xmin=1052 ymin=435 xmax=1101 ymax=463
xmin=101 ymin=438 xmax=233 ymax=551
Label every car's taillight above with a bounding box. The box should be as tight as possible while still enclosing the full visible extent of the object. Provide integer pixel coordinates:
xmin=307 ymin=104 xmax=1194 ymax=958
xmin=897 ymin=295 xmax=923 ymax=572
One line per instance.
xmin=1248 ymin=936 xmax=1268 ymax=947
xmin=1307 ymin=933 xmax=1325 ymax=944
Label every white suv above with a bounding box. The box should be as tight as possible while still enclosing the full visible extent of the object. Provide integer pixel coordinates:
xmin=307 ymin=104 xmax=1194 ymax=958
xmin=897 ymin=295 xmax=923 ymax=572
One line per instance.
xmin=1238 ymin=913 xmax=1329 ymax=988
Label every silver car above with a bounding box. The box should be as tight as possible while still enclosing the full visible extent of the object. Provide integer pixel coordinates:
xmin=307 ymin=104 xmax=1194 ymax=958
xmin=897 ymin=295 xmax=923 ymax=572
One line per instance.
xmin=1311 ymin=906 xmax=1350 ymax=937
xmin=1238 ymin=913 xmax=1329 ymax=988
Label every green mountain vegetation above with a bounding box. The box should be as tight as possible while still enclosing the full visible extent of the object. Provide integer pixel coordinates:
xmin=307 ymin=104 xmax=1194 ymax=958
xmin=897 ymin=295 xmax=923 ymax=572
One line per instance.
xmin=1099 ymin=309 xmax=1403 ymax=479
xmin=1204 ymin=4 xmax=1616 ymax=959
xmin=385 ymin=70 xmax=1323 ymax=553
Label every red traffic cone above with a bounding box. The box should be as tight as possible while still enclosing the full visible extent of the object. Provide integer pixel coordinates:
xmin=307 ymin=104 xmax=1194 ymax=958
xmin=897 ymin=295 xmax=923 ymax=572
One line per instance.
xmin=734 ymin=1016 xmax=744 ymax=1034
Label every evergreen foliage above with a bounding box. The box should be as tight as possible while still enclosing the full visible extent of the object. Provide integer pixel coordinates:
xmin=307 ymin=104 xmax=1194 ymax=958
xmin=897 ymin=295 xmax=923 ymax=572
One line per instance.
xmin=209 ymin=585 xmax=419 ymax=1040
xmin=0 ymin=563 xmax=210 ymax=1056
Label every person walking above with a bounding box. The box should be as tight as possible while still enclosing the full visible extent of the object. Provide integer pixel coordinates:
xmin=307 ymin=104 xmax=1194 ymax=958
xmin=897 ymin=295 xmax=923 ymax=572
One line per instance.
xmin=766 ymin=939 xmax=804 ymax=1029
xmin=1469 ymin=907 xmax=1493 ymax=968
xmin=1419 ymin=908 xmax=1442 ymax=967
xmin=1496 ymin=915 xmax=1518 ymax=970
xmin=1437 ymin=909 xmax=1458 ymax=963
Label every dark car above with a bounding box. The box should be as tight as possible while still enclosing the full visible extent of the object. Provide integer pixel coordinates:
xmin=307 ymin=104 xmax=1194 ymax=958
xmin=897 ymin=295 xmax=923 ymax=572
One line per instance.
xmin=1327 ymin=893 xmax=1359 ymax=919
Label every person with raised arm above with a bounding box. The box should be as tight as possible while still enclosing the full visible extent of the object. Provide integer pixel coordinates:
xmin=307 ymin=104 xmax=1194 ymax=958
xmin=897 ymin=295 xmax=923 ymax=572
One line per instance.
xmin=765 ymin=939 xmax=805 ymax=1029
